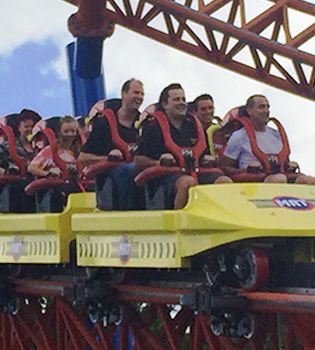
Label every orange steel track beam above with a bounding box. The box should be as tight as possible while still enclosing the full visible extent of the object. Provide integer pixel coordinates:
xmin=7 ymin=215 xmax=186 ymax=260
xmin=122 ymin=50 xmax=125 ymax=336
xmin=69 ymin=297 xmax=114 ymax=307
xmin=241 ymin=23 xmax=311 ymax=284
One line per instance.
xmin=62 ymin=0 xmax=315 ymax=101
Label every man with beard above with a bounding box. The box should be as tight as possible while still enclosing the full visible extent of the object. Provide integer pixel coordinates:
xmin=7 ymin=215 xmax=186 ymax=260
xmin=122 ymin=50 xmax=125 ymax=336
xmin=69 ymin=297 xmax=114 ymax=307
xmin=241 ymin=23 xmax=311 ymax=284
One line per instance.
xmin=221 ymin=95 xmax=315 ymax=184
xmin=134 ymin=83 xmax=231 ymax=209
xmin=79 ymin=78 xmax=145 ymax=210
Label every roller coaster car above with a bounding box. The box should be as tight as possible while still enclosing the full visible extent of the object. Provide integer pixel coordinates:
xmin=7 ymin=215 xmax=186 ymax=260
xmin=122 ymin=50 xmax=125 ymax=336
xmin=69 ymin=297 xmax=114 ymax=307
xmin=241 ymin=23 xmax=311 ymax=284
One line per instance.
xmin=25 ymin=119 xmax=84 ymax=213
xmin=2 ymin=127 xmax=315 ymax=347
xmin=71 ymin=108 xmax=315 ymax=294
xmin=2 ymin=106 xmax=315 ymax=298
xmin=71 ymin=182 xmax=315 ymax=290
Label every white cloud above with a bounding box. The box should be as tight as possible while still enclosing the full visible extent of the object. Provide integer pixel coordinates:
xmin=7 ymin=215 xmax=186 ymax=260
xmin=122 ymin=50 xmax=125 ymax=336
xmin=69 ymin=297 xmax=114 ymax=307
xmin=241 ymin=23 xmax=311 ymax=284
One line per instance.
xmin=1 ymin=0 xmax=315 ymax=174
xmin=43 ymin=88 xmax=57 ymax=98
xmin=0 ymin=0 xmax=74 ymax=80
xmin=0 ymin=0 xmax=75 ymax=55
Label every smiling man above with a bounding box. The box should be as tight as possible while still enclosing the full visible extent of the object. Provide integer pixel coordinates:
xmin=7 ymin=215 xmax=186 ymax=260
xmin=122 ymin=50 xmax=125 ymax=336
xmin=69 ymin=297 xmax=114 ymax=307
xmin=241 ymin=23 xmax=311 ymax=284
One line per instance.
xmin=79 ymin=78 xmax=144 ymax=165
xmin=221 ymin=95 xmax=287 ymax=182
xmin=134 ymin=83 xmax=231 ymax=209
xmin=221 ymin=94 xmax=315 ymax=184
xmin=79 ymin=78 xmax=145 ymax=210
xmin=193 ymin=94 xmax=215 ymax=130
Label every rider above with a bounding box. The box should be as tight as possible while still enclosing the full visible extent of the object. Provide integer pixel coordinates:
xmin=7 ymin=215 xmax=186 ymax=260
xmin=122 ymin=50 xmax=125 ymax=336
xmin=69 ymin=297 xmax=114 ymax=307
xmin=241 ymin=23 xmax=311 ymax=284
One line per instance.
xmin=134 ymin=83 xmax=232 ymax=209
xmin=28 ymin=116 xmax=80 ymax=178
xmin=220 ymin=94 xmax=315 ymax=184
xmin=78 ymin=79 xmax=144 ymax=210
xmin=27 ymin=116 xmax=81 ymax=212
xmin=0 ymin=109 xmax=41 ymax=212
xmin=193 ymin=94 xmax=216 ymax=130
xmin=0 ymin=109 xmax=41 ymax=175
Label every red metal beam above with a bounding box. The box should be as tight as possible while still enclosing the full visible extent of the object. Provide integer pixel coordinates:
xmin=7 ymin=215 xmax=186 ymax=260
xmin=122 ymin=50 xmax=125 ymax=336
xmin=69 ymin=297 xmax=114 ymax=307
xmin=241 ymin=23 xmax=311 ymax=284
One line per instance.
xmin=241 ymin=291 xmax=315 ymax=314
xmin=62 ymin=0 xmax=315 ymax=101
xmin=290 ymin=23 xmax=315 ymax=48
xmin=8 ymin=279 xmax=315 ymax=349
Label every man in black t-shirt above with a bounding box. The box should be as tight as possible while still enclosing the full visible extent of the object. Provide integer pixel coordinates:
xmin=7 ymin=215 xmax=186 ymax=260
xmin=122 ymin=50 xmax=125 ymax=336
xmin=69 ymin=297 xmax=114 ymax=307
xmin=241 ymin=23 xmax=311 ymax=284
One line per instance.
xmin=79 ymin=79 xmax=144 ymax=210
xmin=134 ymin=83 xmax=231 ymax=209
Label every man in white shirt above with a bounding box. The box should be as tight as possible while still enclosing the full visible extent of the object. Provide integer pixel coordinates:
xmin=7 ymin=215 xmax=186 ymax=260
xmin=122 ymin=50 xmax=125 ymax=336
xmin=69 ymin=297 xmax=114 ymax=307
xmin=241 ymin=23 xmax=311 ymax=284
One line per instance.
xmin=220 ymin=95 xmax=315 ymax=184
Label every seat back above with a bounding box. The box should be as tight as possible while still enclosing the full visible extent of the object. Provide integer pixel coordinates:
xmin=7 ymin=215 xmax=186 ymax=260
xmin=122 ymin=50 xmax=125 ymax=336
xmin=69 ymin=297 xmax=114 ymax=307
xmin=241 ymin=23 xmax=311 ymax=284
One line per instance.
xmin=0 ymin=124 xmax=26 ymax=177
xmin=32 ymin=118 xmax=71 ymax=180
xmin=0 ymin=124 xmax=35 ymax=213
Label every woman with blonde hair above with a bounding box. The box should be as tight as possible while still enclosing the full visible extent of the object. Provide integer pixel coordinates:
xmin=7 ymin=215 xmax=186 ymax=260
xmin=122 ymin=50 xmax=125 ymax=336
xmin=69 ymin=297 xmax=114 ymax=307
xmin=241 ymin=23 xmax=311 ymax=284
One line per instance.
xmin=28 ymin=116 xmax=81 ymax=212
xmin=28 ymin=116 xmax=81 ymax=177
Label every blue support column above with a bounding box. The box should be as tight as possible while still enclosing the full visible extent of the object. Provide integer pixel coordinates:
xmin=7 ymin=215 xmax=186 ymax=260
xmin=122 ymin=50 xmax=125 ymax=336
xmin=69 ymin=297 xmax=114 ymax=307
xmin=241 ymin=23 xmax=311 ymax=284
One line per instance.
xmin=67 ymin=39 xmax=106 ymax=116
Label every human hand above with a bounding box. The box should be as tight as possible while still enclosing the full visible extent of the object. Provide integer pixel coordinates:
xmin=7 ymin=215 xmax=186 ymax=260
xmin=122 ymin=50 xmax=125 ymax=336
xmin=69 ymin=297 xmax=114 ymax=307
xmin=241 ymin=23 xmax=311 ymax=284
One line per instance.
xmin=200 ymin=155 xmax=216 ymax=168
xmin=48 ymin=168 xmax=61 ymax=177
xmin=246 ymin=161 xmax=263 ymax=173
xmin=159 ymin=153 xmax=177 ymax=166
xmin=108 ymin=149 xmax=124 ymax=161
xmin=286 ymin=161 xmax=299 ymax=173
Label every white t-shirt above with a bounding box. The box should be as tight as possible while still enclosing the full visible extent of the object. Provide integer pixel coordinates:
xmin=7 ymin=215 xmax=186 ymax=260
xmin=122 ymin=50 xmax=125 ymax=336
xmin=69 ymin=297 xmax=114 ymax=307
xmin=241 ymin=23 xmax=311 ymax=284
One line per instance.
xmin=224 ymin=127 xmax=283 ymax=169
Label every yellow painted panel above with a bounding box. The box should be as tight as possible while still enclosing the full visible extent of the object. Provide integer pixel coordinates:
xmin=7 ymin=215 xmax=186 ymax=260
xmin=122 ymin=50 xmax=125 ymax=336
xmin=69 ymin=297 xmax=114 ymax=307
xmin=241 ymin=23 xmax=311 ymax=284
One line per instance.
xmin=76 ymin=233 xmax=188 ymax=268
xmin=72 ymin=184 xmax=315 ymax=267
xmin=0 ymin=192 xmax=96 ymax=263
xmin=0 ymin=234 xmax=60 ymax=263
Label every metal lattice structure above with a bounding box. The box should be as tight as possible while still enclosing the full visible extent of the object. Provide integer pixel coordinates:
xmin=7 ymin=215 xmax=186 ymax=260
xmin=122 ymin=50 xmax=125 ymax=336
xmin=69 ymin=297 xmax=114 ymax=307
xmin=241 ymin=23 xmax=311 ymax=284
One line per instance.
xmin=64 ymin=0 xmax=315 ymax=100
xmin=3 ymin=282 xmax=315 ymax=349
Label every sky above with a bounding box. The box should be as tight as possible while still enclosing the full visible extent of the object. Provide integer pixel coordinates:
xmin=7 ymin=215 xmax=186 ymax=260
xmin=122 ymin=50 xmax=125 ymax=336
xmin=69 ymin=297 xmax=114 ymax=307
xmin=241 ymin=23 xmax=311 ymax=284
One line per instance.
xmin=0 ymin=0 xmax=315 ymax=173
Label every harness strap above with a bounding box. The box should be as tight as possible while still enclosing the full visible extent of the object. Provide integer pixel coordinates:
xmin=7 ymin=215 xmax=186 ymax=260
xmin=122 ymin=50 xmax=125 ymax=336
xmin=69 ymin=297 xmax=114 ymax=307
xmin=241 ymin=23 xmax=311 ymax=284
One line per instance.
xmin=237 ymin=117 xmax=290 ymax=173
xmin=102 ymin=109 xmax=133 ymax=162
xmin=38 ymin=127 xmax=70 ymax=180
xmin=0 ymin=125 xmax=26 ymax=177
xmin=153 ymin=111 xmax=207 ymax=169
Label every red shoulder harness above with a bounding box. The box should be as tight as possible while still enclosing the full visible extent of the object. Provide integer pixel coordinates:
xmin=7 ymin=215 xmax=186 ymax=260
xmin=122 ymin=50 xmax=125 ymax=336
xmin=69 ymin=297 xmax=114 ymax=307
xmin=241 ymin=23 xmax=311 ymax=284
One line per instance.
xmin=102 ymin=109 xmax=133 ymax=162
xmin=0 ymin=124 xmax=26 ymax=177
xmin=237 ymin=116 xmax=290 ymax=173
xmin=153 ymin=111 xmax=207 ymax=169
xmin=37 ymin=126 xmax=70 ymax=180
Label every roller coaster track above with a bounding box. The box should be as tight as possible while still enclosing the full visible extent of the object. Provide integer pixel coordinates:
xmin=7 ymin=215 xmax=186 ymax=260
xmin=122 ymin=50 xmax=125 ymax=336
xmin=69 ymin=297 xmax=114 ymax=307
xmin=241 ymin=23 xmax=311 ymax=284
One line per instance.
xmin=63 ymin=0 xmax=315 ymax=100
xmin=6 ymin=277 xmax=315 ymax=349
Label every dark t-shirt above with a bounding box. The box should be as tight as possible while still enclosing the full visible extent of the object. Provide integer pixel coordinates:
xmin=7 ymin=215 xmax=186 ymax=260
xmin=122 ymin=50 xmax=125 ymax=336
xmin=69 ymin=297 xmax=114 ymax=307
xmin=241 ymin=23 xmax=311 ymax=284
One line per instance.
xmin=82 ymin=112 xmax=138 ymax=156
xmin=0 ymin=139 xmax=36 ymax=170
xmin=15 ymin=139 xmax=37 ymax=162
xmin=136 ymin=115 xmax=210 ymax=160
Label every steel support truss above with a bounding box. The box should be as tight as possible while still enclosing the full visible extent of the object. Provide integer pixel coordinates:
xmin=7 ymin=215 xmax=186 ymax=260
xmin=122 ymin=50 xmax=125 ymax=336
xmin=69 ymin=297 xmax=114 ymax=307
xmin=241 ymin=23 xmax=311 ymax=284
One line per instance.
xmin=2 ymin=281 xmax=315 ymax=349
xmin=63 ymin=0 xmax=315 ymax=101
xmin=2 ymin=297 xmax=315 ymax=349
